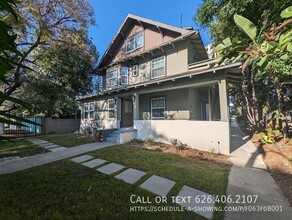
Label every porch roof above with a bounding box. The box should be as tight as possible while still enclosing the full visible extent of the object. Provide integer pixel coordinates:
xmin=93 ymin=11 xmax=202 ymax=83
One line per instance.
xmin=78 ymin=61 xmax=242 ymax=101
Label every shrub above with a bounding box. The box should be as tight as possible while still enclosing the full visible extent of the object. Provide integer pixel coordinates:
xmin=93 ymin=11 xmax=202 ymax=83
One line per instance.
xmin=260 ymin=134 xmax=274 ymax=144
xmin=170 ymin=138 xmax=178 ymax=146
xmin=145 ymin=137 xmax=154 ymax=147
xmin=176 ymin=141 xmax=188 ymax=151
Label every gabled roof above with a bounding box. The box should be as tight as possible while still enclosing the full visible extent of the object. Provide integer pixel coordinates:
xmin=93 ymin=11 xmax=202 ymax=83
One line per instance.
xmin=126 ymin=14 xmax=191 ymax=35
xmin=98 ymin=14 xmax=194 ymax=70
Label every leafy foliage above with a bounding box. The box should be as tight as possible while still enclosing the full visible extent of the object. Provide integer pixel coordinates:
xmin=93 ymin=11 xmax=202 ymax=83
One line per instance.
xmin=21 ymin=42 xmax=98 ymax=117
xmin=1 ymin=0 xmax=98 ymax=118
xmin=0 ymin=0 xmax=41 ymax=139
xmin=213 ymin=6 xmax=292 ymax=135
xmin=194 ymin=0 xmax=291 ymax=43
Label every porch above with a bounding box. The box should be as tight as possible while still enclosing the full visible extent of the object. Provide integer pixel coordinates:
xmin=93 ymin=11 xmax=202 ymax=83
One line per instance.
xmin=130 ymin=79 xmax=230 ymax=154
xmin=97 ymin=80 xmax=230 ymax=154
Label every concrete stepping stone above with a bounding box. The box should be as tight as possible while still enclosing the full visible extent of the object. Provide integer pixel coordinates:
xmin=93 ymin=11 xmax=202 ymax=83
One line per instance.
xmin=30 ymin=139 xmax=48 ymax=143
xmin=70 ymin=155 xmax=94 ymax=163
xmin=96 ymin=163 xmax=125 ymax=175
xmin=81 ymin=159 xmax=107 ymax=168
xmin=49 ymin=147 xmax=67 ymax=152
xmin=139 ymin=175 xmax=175 ymax=197
xmin=176 ymin=185 xmax=215 ymax=219
xmin=38 ymin=142 xmax=54 ymax=146
xmin=115 ymin=168 xmax=146 ymax=184
xmin=43 ymin=144 xmax=60 ymax=149
xmin=32 ymin=141 xmax=49 ymax=145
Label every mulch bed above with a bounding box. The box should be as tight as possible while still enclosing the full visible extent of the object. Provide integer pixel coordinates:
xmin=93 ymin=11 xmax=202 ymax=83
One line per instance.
xmin=131 ymin=140 xmax=232 ymax=167
xmin=251 ymin=133 xmax=292 ymax=207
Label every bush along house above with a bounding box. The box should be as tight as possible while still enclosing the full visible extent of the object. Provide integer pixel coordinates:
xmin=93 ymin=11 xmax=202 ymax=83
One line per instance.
xmin=78 ymin=14 xmax=242 ymax=154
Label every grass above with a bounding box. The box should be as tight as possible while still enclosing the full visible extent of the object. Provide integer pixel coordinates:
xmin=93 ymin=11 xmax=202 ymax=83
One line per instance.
xmin=0 ymin=160 xmax=200 ymax=219
xmin=39 ymin=133 xmax=93 ymax=148
xmin=0 ymin=139 xmax=48 ymax=158
xmin=89 ymin=145 xmax=230 ymax=219
xmin=0 ymin=144 xmax=231 ymax=219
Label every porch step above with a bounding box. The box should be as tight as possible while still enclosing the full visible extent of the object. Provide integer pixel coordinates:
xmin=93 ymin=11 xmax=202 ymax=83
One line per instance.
xmin=103 ymin=130 xmax=120 ymax=144
xmin=103 ymin=137 xmax=119 ymax=143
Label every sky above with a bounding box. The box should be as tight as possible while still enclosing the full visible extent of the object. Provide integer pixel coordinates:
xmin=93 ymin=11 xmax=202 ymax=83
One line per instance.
xmin=88 ymin=0 xmax=211 ymax=60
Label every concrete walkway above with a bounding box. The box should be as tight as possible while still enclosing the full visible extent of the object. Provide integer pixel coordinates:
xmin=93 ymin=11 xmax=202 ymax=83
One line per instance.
xmin=0 ymin=141 xmax=115 ymax=175
xmin=225 ymin=120 xmax=292 ymax=220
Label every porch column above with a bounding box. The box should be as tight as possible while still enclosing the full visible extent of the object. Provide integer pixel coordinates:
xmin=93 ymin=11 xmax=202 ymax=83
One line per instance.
xmin=116 ymin=97 xmax=121 ymax=128
xmin=132 ymin=93 xmax=139 ymax=120
xmin=218 ymin=79 xmax=229 ymax=122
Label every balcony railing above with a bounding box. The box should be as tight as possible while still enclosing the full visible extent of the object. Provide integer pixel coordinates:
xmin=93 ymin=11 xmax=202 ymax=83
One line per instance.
xmin=188 ymin=58 xmax=217 ymax=71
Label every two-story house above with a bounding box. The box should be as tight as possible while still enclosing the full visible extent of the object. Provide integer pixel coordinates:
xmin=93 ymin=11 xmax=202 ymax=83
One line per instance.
xmin=78 ymin=14 xmax=242 ymax=155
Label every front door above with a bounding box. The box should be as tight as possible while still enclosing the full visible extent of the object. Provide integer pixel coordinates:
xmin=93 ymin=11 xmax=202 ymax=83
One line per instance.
xmin=121 ymin=98 xmax=133 ymax=127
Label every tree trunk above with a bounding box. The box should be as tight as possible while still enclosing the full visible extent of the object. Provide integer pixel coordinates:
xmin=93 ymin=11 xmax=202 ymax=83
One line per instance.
xmin=271 ymin=75 xmax=286 ymax=134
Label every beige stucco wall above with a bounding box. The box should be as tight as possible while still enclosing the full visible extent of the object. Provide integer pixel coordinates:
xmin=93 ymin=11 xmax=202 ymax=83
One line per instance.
xmin=134 ymin=120 xmax=230 ymax=154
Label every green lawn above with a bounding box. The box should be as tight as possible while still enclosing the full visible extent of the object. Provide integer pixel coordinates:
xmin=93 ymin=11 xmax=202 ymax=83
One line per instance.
xmin=0 ymin=144 xmax=231 ymax=219
xmin=39 ymin=133 xmax=93 ymax=147
xmin=0 ymin=139 xmax=48 ymax=158
xmin=89 ymin=145 xmax=230 ymax=219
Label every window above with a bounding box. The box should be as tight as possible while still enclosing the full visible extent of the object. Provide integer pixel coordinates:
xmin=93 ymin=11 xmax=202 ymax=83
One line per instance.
xmin=108 ymin=69 xmax=118 ymax=87
xmin=151 ymin=56 xmax=165 ymax=78
xmin=121 ymin=67 xmax=128 ymax=85
xmin=84 ymin=102 xmax=94 ymax=119
xmin=132 ymin=65 xmax=139 ymax=77
xmin=126 ymin=33 xmax=143 ymax=53
xmin=151 ymin=97 xmax=165 ymax=119
xmin=108 ymin=99 xmax=116 ymax=118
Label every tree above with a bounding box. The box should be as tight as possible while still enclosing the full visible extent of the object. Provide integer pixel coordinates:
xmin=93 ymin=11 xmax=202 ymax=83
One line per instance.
xmin=194 ymin=0 xmax=291 ymax=43
xmin=213 ymin=7 xmax=292 ymax=134
xmin=1 ymin=0 xmax=96 ymax=110
xmin=20 ymin=42 xmax=98 ymax=117
xmin=0 ymin=0 xmax=41 ymax=139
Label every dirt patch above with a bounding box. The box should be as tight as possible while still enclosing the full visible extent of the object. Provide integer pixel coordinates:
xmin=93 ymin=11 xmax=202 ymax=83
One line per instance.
xmin=251 ymin=133 xmax=292 ymax=207
xmin=131 ymin=140 xmax=232 ymax=167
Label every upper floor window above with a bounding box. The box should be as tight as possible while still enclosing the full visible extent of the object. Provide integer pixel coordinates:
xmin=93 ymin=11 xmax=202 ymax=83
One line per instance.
xmin=84 ymin=102 xmax=94 ymax=119
xmin=126 ymin=33 xmax=143 ymax=53
xmin=132 ymin=65 xmax=139 ymax=77
xmin=108 ymin=69 xmax=118 ymax=87
xmin=151 ymin=56 xmax=165 ymax=78
xmin=121 ymin=67 xmax=128 ymax=85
